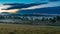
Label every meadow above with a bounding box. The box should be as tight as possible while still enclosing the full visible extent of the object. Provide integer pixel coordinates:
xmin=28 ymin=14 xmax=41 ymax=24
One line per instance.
xmin=0 ymin=23 xmax=59 ymax=34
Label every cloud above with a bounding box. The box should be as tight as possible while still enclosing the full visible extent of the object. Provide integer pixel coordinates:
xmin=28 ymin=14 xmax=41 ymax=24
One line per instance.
xmin=0 ymin=5 xmax=19 ymax=13
xmin=0 ymin=5 xmax=12 ymax=10
xmin=0 ymin=1 xmax=60 ymax=13
xmin=20 ymin=1 xmax=60 ymax=10
xmin=0 ymin=3 xmax=48 ymax=13
xmin=0 ymin=9 xmax=19 ymax=13
xmin=49 ymin=0 xmax=60 ymax=2
xmin=3 ymin=3 xmax=48 ymax=10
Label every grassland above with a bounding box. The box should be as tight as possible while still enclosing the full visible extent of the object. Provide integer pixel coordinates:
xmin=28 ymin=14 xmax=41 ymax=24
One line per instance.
xmin=0 ymin=23 xmax=60 ymax=34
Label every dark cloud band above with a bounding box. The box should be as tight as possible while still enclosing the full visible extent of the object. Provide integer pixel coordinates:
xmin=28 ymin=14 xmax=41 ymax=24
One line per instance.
xmin=49 ymin=0 xmax=60 ymax=2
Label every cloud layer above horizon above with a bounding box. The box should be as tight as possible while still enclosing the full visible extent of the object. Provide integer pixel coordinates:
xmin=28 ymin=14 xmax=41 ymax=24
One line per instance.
xmin=0 ymin=0 xmax=60 ymax=14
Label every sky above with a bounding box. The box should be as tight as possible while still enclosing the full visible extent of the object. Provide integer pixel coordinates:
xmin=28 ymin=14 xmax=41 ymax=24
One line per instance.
xmin=0 ymin=0 xmax=59 ymax=4
xmin=0 ymin=0 xmax=49 ymax=4
xmin=0 ymin=0 xmax=60 ymax=4
xmin=0 ymin=0 xmax=60 ymax=14
xmin=0 ymin=0 xmax=39 ymax=4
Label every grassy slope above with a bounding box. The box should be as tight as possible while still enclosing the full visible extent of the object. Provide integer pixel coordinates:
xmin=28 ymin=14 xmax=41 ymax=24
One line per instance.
xmin=0 ymin=23 xmax=60 ymax=34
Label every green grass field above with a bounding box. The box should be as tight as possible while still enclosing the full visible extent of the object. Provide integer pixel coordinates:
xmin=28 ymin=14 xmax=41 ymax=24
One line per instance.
xmin=0 ymin=23 xmax=60 ymax=34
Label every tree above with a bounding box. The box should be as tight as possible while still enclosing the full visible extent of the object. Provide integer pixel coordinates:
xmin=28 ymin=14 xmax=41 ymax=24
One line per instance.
xmin=56 ymin=16 xmax=60 ymax=21
xmin=41 ymin=17 xmax=45 ymax=21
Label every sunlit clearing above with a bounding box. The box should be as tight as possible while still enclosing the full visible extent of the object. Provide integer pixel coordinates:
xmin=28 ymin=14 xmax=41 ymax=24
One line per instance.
xmin=0 ymin=9 xmax=19 ymax=14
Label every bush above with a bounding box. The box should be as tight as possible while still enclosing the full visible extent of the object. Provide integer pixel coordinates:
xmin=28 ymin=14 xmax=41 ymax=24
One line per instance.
xmin=9 ymin=32 xmax=15 ymax=34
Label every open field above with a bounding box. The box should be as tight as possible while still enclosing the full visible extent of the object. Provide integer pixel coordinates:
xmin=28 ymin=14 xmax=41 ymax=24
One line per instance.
xmin=0 ymin=23 xmax=60 ymax=34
